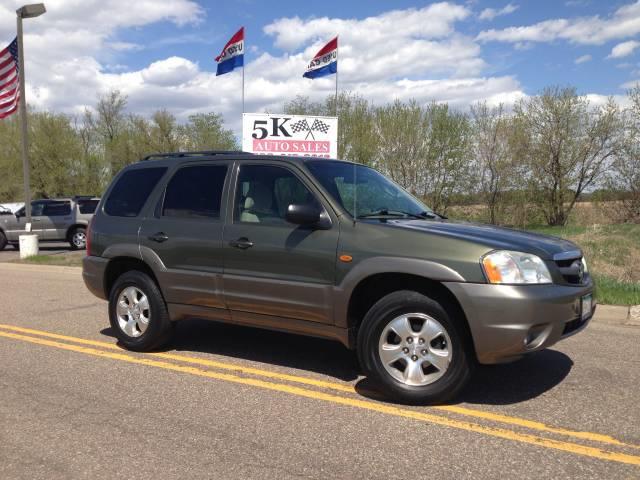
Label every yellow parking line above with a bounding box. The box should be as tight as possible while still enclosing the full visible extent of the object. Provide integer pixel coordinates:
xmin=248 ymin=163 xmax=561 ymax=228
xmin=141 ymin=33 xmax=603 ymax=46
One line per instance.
xmin=0 ymin=328 xmax=639 ymax=467
xmin=0 ymin=324 xmax=637 ymax=452
xmin=0 ymin=324 xmax=353 ymax=393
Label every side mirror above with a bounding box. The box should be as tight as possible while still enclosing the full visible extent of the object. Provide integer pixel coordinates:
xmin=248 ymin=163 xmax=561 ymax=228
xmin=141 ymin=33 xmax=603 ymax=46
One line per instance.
xmin=288 ymin=202 xmax=338 ymax=229
xmin=286 ymin=204 xmax=321 ymax=226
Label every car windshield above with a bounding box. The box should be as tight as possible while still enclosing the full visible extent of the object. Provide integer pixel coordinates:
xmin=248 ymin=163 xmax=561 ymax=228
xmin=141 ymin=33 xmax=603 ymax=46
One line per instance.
xmin=306 ymin=160 xmax=434 ymax=219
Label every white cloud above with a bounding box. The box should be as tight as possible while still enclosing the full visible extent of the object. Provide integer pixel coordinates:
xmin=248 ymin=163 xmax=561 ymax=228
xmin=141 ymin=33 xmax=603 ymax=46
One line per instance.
xmin=477 ymin=0 xmax=640 ymax=45
xmin=575 ymin=54 xmax=592 ymax=64
xmin=479 ymin=3 xmax=519 ymax=21
xmin=608 ymin=40 xmax=640 ymax=58
xmin=140 ymin=57 xmax=199 ymax=87
xmin=264 ymin=3 xmax=471 ymax=50
xmin=621 ymin=79 xmax=640 ymax=89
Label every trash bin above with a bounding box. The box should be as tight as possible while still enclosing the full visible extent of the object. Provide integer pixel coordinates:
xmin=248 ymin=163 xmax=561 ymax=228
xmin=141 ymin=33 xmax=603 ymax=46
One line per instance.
xmin=19 ymin=234 xmax=39 ymax=259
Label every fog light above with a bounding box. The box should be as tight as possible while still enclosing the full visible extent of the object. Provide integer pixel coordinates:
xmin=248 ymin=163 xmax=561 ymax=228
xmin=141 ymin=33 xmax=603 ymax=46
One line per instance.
xmin=524 ymin=324 xmax=550 ymax=349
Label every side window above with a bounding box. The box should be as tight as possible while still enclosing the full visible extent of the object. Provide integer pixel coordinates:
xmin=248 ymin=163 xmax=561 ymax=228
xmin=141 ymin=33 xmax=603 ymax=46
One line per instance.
xmin=77 ymin=199 xmax=99 ymax=214
xmin=30 ymin=202 xmax=46 ymax=216
xmin=43 ymin=201 xmax=71 ymax=216
xmin=162 ymin=165 xmax=228 ymax=219
xmin=234 ymin=165 xmax=318 ymax=225
xmin=104 ymin=168 xmax=167 ymax=217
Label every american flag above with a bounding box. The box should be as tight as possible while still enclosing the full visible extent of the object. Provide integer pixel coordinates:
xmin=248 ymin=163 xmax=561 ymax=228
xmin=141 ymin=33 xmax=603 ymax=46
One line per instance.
xmin=0 ymin=38 xmax=20 ymax=120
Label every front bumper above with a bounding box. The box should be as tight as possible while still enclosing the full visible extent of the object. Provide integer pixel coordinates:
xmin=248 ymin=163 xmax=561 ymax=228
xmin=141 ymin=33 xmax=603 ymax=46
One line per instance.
xmin=444 ymin=281 xmax=595 ymax=364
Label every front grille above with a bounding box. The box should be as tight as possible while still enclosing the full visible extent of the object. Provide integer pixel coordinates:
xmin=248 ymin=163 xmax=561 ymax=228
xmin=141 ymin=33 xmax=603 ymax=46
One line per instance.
xmin=553 ymin=252 xmax=584 ymax=285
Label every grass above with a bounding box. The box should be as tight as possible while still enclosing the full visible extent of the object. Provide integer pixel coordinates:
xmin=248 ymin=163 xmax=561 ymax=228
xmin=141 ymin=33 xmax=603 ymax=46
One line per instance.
xmin=525 ymin=224 xmax=640 ymax=306
xmin=15 ymin=252 xmax=84 ymax=267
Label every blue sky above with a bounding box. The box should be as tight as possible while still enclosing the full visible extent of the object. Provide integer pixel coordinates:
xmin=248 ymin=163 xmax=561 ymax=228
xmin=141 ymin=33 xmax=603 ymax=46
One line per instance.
xmin=1 ymin=0 xmax=639 ymax=130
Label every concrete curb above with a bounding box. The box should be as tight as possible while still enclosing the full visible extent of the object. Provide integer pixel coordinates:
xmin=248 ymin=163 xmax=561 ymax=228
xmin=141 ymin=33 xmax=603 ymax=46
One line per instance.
xmin=593 ymin=304 xmax=640 ymax=327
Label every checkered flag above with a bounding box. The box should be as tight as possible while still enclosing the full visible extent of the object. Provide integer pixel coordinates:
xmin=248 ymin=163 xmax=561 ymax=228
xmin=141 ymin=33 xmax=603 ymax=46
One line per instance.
xmin=290 ymin=119 xmax=310 ymax=134
xmin=311 ymin=119 xmax=330 ymax=134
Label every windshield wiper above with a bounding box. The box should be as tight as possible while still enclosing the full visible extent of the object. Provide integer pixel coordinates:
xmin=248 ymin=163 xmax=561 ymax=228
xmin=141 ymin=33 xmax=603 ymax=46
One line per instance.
xmin=358 ymin=209 xmax=428 ymax=219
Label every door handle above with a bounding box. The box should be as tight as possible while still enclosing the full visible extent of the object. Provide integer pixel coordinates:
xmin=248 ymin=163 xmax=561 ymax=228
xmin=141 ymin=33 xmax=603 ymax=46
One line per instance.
xmin=229 ymin=237 xmax=253 ymax=249
xmin=148 ymin=232 xmax=169 ymax=243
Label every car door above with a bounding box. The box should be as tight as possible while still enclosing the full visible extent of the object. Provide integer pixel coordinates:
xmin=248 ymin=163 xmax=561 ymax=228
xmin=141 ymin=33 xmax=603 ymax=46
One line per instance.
xmin=222 ymin=162 xmax=339 ymax=325
xmin=42 ymin=200 xmax=72 ymax=240
xmin=138 ymin=162 xmax=231 ymax=311
xmin=7 ymin=201 xmax=48 ymax=239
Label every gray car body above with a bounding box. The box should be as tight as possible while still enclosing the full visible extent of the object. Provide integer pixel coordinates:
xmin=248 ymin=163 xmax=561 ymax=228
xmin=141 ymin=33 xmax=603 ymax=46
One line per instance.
xmin=1 ymin=198 xmax=97 ymax=244
xmin=83 ymin=154 xmax=594 ymax=364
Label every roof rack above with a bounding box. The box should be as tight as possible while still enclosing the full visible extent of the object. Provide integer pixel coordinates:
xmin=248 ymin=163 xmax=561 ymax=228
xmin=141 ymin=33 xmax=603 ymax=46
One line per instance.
xmin=141 ymin=150 xmax=249 ymax=161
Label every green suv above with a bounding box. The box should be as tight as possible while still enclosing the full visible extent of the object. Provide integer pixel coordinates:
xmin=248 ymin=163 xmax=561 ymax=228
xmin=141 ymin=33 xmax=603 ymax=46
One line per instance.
xmin=83 ymin=151 xmax=594 ymax=404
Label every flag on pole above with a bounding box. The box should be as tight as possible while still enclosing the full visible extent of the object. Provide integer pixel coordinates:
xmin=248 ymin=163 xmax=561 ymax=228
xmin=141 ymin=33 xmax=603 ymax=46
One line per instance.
xmin=0 ymin=38 xmax=19 ymax=120
xmin=303 ymin=37 xmax=337 ymax=79
xmin=215 ymin=27 xmax=244 ymax=76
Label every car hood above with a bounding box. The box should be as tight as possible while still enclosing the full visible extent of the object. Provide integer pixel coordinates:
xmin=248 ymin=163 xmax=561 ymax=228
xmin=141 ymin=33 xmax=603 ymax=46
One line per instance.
xmin=380 ymin=219 xmax=580 ymax=260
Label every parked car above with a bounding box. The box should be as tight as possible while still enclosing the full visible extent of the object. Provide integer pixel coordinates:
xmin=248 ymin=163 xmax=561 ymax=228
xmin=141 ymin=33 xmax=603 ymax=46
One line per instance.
xmin=82 ymin=152 xmax=594 ymax=404
xmin=0 ymin=196 xmax=100 ymax=251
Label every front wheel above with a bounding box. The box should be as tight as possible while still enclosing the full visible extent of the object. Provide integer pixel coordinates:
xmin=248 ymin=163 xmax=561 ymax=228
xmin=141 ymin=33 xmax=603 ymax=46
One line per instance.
xmin=108 ymin=270 xmax=173 ymax=351
xmin=357 ymin=290 xmax=472 ymax=405
xmin=0 ymin=231 xmax=6 ymax=251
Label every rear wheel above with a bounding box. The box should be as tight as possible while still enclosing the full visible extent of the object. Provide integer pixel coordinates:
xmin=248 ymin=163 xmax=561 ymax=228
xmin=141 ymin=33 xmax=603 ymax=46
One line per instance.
xmin=357 ymin=290 xmax=472 ymax=405
xmin=69 ymin=227 xmax=87 ymax=250
xmin=0 ymin=231 xmax=6 ymax=251
xmin=108 ymin=270 xmax=173 ymax=351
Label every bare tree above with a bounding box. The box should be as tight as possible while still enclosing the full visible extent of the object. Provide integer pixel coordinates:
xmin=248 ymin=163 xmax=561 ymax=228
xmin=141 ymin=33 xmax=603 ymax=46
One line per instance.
xmin=611 ymin=85 xmax=640 ymax=222
xmin=471 ymin=102 xmax=515 ymax=224
xmin=513 ymin=86 xmax=621 ymax=226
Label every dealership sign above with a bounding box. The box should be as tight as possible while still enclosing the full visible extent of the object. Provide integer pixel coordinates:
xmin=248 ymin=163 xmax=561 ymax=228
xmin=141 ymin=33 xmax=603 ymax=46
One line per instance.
xmin=242 ymin=113 xmax=338 ymax=158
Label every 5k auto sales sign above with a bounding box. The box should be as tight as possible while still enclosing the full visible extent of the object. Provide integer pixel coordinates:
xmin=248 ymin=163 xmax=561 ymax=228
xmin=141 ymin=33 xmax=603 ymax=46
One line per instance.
xmin=242 ymin=113 xmax=338 ymax=158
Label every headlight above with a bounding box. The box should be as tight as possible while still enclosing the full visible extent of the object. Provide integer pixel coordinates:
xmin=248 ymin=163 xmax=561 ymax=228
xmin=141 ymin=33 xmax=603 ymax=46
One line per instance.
xmin=581 ymin=256 xmax=588 ymax=273
xmin=481 ymin=250 xmax=552 ymax=284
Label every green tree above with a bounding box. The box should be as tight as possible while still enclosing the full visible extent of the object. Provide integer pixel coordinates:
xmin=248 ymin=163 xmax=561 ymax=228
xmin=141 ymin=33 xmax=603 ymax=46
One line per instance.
xmin=177 ymin=113 xmax=238 ymax=151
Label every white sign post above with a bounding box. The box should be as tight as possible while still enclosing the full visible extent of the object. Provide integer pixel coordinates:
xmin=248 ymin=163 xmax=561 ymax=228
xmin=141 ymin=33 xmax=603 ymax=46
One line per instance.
xmin=242 ymin=113 xmax=338 ymax=158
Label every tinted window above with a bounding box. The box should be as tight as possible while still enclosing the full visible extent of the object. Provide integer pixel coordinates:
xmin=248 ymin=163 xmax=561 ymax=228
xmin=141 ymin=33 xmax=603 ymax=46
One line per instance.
xmin=235 ymin=165 xmax=318 ymax=225
xmin=30 ymin=202 xmax=46 ymax=216
xmin=163 ymin=165 xmax=228 ymax=219
xmin=105 ymin=168 xmax=167 ymax=217
xmin=78 ymin=199 xmax=99 ymax=214
xmin=43 ymin=201 xmax=71 ymax=216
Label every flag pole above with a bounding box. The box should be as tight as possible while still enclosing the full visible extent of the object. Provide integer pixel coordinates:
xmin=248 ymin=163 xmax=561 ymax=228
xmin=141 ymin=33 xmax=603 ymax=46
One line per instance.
xmin=334 ymin=35 xmax=338 ymax=117
xmin=334 ymin=68 xmax=338 ymax=116
xmin=242 ymin=65 xmax=245 ymax=114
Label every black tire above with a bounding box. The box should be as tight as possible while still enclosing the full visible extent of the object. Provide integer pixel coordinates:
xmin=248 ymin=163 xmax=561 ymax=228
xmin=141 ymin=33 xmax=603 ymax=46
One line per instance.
xmin=68 ymin=226 xmax=87 ymax=250
xmin=357 ymin=290 xmax=472 ymax=405
xmin=108 ymin=270 xmax=173 ymax=352
xmin=0 ymin=231 xmax=6 ymax=251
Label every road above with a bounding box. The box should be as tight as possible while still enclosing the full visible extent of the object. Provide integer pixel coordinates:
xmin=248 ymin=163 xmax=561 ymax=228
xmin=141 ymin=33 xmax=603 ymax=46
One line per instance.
xmin=0 ymin=263 xmax=638 ymax=479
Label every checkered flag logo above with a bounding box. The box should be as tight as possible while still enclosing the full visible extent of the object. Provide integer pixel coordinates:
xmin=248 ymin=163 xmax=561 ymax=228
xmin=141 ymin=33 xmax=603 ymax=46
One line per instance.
xmin=290 ymin=119 xmax=310 ymax=134
xmin=288 ymin=117 xmax=332 ymax=139
xmin=311 ymin=119 xmax=330 ymax=134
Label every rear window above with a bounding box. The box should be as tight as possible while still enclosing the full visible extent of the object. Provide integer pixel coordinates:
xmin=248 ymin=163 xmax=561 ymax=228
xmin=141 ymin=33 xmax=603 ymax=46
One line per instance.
xmin=104 ymin=168 xmax=167 ymax=217
xmin=162 ymin=165 xmax=228 ymax=219
xmin=77 ymin=199 xmax=99 ymax=214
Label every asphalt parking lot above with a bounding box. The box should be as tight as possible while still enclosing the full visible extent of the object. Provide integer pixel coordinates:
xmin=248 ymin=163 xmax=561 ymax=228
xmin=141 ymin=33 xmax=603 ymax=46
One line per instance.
xmin=0 ymin=262 xmax=638 ymax=479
